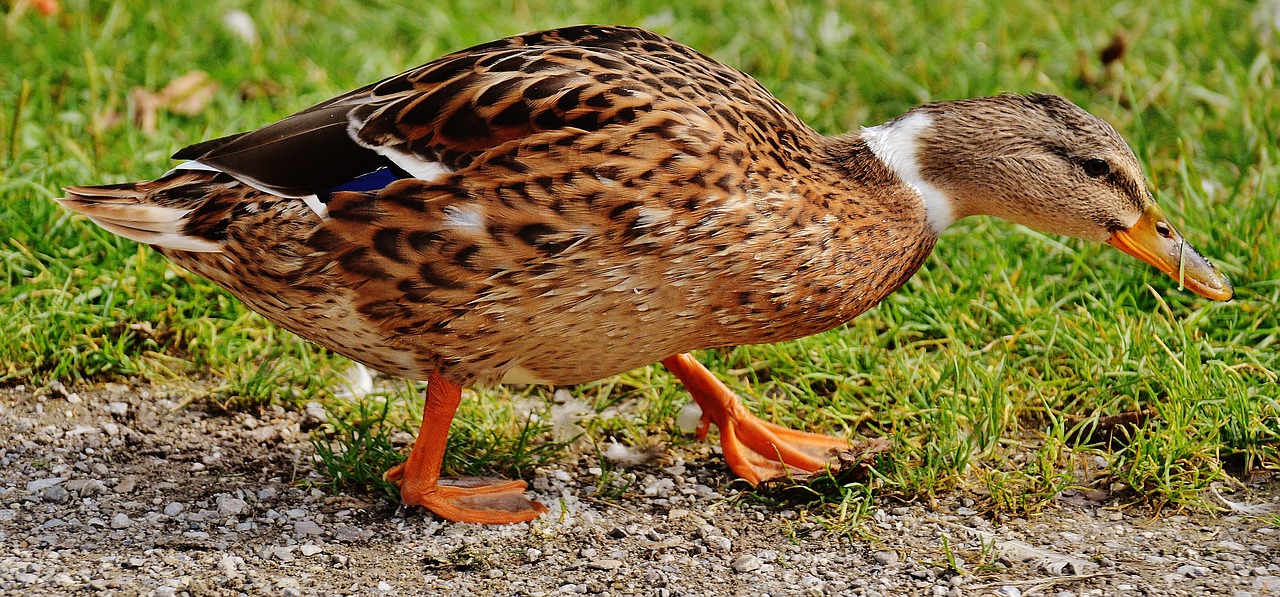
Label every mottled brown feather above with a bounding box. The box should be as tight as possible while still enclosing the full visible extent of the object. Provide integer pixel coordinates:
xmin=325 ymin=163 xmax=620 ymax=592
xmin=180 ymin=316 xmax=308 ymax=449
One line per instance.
xmin=59 ymin=26 xmax=952 ymax=385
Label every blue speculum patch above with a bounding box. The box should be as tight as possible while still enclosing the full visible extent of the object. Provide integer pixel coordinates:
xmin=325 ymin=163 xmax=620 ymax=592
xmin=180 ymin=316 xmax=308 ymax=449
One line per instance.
xmin=321 ymin=165 xmax=411 ymax=200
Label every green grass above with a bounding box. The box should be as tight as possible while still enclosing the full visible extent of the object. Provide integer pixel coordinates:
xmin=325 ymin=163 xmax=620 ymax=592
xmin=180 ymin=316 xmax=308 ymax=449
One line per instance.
xmin=2 ymin=0 xmax=1277 ymax=516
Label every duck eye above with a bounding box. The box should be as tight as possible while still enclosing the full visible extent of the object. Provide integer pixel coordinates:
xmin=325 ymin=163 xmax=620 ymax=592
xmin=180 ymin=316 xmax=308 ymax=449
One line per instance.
xmin=1082 ymin=159 xmax=1111 ymax=177
xmin=1155 ymin=220 xmax=1174 ymax=238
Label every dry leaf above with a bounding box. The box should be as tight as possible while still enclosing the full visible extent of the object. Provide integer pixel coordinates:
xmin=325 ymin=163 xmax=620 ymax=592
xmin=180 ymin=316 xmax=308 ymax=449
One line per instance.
xmin=130 ymin=71 xmax=219 ymax=134
xmin=155 ymin=70 xmax=219 ymax=116
xmin=1100 ymin=30 xmax=1128 ymax=68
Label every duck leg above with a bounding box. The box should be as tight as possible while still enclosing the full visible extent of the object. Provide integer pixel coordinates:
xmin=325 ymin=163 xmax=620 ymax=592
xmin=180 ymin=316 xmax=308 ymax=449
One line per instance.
xmin=661 ymin=353 xmax=851 ymax=485
xmin=383 ymin=371 xmax=549 ymax=524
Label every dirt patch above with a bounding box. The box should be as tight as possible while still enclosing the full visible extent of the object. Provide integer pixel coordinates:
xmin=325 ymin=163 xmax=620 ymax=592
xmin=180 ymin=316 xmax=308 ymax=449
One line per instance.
xmin=1 ymin=383 xmax=1277 ymax=596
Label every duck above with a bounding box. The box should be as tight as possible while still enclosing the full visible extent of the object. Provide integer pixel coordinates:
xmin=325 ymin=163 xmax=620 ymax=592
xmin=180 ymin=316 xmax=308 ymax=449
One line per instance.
xmin=56 ymin=25 xmax=1234 ymax=524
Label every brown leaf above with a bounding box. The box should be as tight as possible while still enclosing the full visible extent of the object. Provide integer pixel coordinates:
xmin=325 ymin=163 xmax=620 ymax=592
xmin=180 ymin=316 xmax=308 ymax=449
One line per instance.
xmin=155 ymin=70 xmax=219 ymax=116
xmin=130 ymin=87 xmax=161 ymax=134
xmin=1100 ymin=30 xmax=1128 ymax=67
xmin=129 ymin=71 xmax=219 ymax=134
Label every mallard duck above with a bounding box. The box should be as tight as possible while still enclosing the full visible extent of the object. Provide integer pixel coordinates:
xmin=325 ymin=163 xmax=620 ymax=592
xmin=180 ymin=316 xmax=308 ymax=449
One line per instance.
xmin=57 ymin=25 xmax=1233 ymax=524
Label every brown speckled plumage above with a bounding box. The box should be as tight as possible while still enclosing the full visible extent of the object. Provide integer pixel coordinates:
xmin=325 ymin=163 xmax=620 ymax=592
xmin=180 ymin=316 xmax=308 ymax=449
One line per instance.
xmin=64 ymin=26 xmax=935 ymax=386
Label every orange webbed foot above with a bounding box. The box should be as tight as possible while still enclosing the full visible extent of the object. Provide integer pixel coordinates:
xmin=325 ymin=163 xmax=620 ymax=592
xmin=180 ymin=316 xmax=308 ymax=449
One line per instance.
xmin=389 ymin=371 xmax=548 ymax=524
xmin=665 ymin=353 xmax=852 ymax=485
xmin=384 ymin=465 xmax=548 ymax=524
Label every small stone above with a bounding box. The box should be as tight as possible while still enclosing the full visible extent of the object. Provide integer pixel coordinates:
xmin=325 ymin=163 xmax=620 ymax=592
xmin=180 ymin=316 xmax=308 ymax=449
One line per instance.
xmin=487 ymin=569 xmax=504 ymax=578
xmin=257 ymin=487 xmax=278 ymax=500
xmin=1177 ymin=565 xmax=1209 ymax=578
xmin=14 ymin=573 xmax=37 ymax=584
xmin=873 ymin=551 xmax=900 ymax=565
xmin=110 ymin=513 xmax=132 ymax=529
xmin=272 ymin=547 xmax=296 ymax=563
xmin=294 ymin=520 xmax=323 ymax=536
xmin=249 ymin=425 xmax=279 ymax=443
xmin=106 ymin=401 xmax=129 ymax=416
xmin=608 ymin=526 xmax=628 ymax=539
xmin=732 ymin=554 xmax=763 ymax=573
xmin=163 ymin=502 xmax=184 ymax=517
xmin=1217 ymin=541 xmax=1248 ymax=551
xmin=376 ymin=581 xmax=393 ymax=592
xmin=41 ymin=485 xmax=70 ymax=503
xmin=995 ymin=587 xmax=1021 ymax=597
xmin=113 ymin=475 xmax=139 ymax=494
xmin=26 ymin=477 xmax=67 ymax=493
xmin=219 ymin=556 xmax=243 ymax=576
xmin=64 ymin=479 xmax=105 ymax=496
xmin=299 ymin=544 xmax=323 ymax=557
xmin=956 ymin=507 xmax=978 ymax=516
xmin=704 ymin=535 xmax=732 ymax=552
xmin=586 ymin=559 xmax=623 ymax=570
xmin=333 ymin=526 xmax=364 ymax=542
xmin=1256 ymin=577 xmax=1280 ymax=592
xmin=217 ymin=495 xmax=247 ymax=517
xmin=526 ymin=548 xmax=543 ymax=562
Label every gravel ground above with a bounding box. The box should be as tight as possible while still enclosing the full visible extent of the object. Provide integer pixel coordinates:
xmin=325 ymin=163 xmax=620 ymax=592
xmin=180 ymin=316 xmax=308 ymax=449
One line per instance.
xmin=1 ymin=382 xmax=1278 ymax=596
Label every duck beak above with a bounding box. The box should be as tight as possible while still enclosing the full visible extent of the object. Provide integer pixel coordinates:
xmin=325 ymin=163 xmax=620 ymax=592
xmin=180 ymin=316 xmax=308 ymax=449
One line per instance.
xmin=1106 ymin=203 xmax=1234 ymax=301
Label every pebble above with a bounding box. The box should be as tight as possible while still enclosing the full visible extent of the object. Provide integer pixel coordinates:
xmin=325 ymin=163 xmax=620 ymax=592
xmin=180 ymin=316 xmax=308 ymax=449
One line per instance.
xmin=64 ymin=479 xmax=105 ymax=496
xmin=299 ymin=544 xmax=323 ymax=557
xmin=26 ymin=477 xmax=68 ymax=493
xmin=294 ymin=520 xmax=323 ymax=536
xmin=113 ymin=475 xmax=139 ymax=494
xmin=163 ymin=501 xmax=184 ymax=517
xmin=41 ymin=485 xmax=70 ymax=503
xmin=704 ymin=535 xmax=732 ymax=552
xmin=333 ymin=526 xmax=365 ymax=542
xmin=110 ymin=513 xmax=132 ymax=529
xmin=873 ymin=551 xmax=900 ymax=565
xmin=732 ymin=554 xmax=762 ymax=573
xmin=1177 ymin=564 xmax=1210 ymax=578
xmin=217 ymin=495 xmax=247 ymax=516
xmin=586 ymin=559 xmax=623 ymax=570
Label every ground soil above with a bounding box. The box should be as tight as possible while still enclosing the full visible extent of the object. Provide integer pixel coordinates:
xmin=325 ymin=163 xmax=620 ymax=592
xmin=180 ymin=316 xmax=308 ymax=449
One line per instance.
xmin=1 ymin=382 xmax=1277 ymax=596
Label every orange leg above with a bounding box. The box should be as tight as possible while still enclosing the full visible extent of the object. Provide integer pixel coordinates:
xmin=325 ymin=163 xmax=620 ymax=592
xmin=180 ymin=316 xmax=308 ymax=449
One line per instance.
xmin=661 ymin=353 xmax=851 ymax=485
xmin=382 ymin=371 xmax=548 ymax=524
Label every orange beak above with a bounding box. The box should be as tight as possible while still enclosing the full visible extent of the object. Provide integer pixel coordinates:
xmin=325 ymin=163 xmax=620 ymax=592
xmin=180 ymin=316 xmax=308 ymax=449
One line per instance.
xmin=1106 ymin=203 xmax=1233 ymax=301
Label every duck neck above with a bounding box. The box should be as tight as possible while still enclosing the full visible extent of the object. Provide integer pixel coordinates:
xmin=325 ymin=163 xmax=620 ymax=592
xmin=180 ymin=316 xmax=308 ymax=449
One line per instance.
xmin=858 ymin=112 xmax=959 ymax=235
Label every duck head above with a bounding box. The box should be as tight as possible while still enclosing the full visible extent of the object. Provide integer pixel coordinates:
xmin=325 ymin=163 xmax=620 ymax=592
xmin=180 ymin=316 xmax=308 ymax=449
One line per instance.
xmin=862 ymin=93 xmax=1233 ymax=301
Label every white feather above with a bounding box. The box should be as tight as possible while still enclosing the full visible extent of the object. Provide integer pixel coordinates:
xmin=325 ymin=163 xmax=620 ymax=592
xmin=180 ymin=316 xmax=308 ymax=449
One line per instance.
xmin=862 ymin=112 xmax=956 ymax=234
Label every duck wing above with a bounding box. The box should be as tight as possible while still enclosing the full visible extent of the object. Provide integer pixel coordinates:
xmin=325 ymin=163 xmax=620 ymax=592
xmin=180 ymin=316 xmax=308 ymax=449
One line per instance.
xmin=174 ymin=25 xmax=804 ymax=198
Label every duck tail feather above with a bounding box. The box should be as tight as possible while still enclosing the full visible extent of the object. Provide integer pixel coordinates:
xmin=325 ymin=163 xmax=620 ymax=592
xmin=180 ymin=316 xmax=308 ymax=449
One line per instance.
xmin=57 ymin=177 xmax=224 ymax=253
